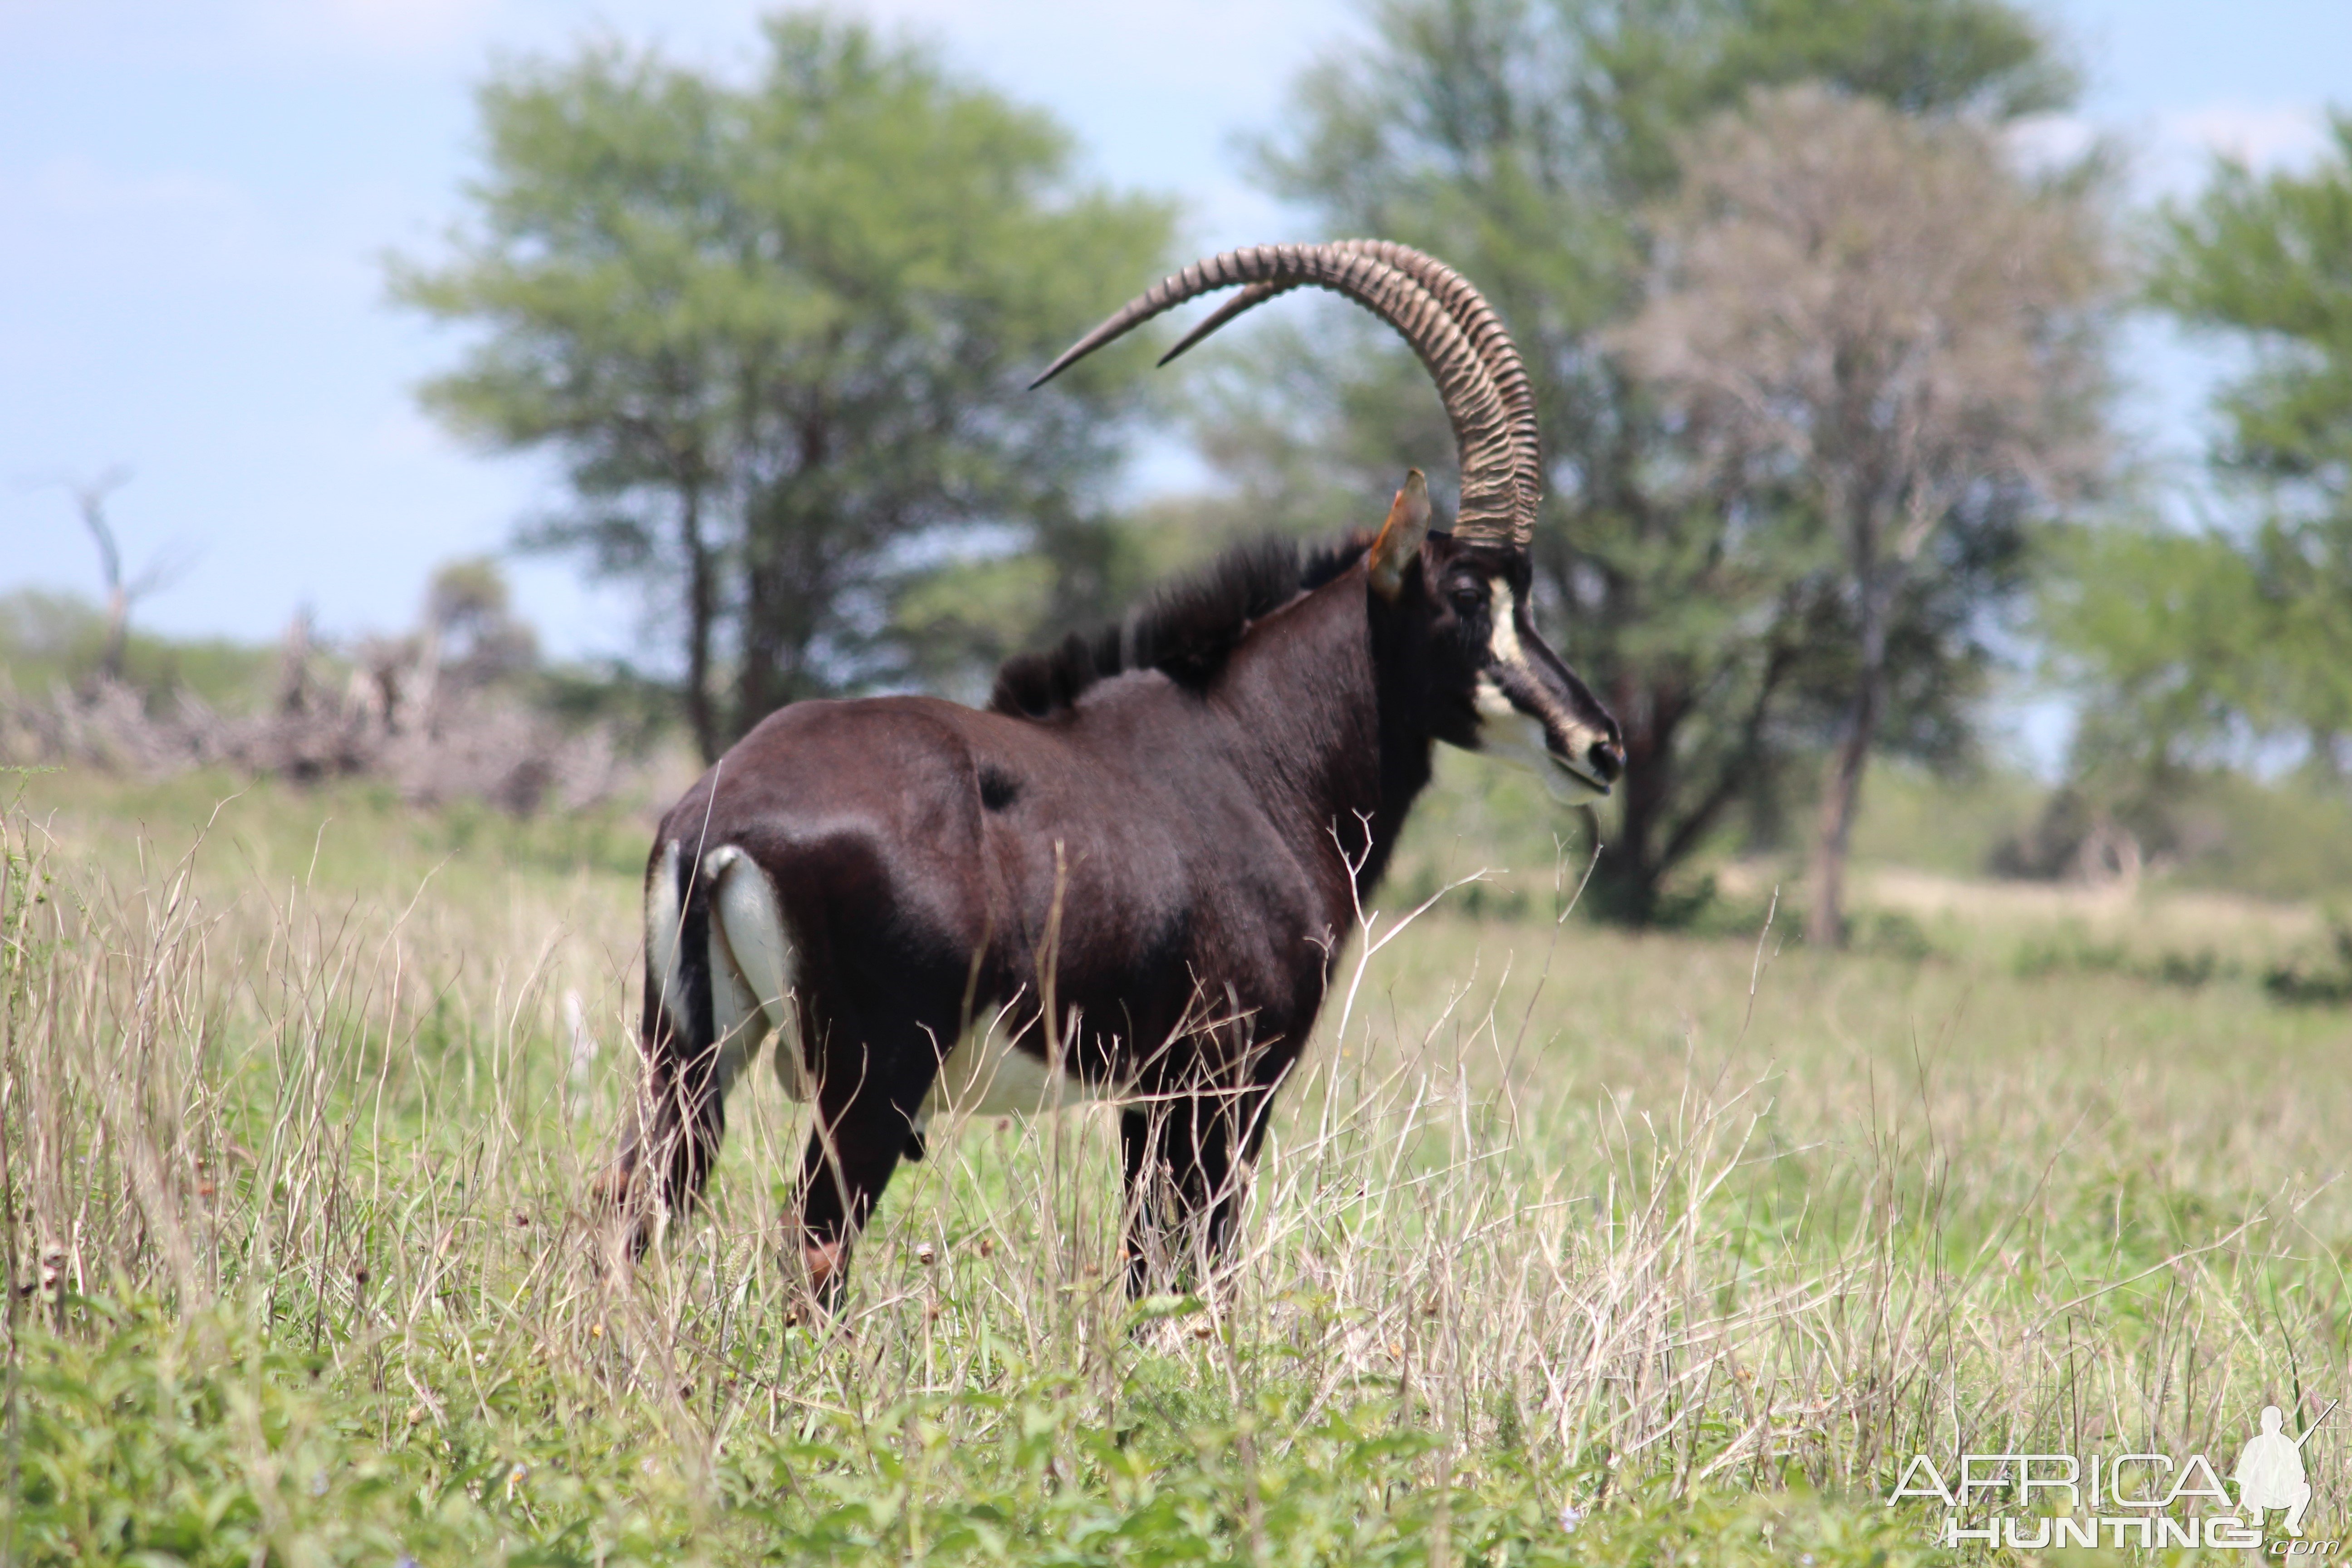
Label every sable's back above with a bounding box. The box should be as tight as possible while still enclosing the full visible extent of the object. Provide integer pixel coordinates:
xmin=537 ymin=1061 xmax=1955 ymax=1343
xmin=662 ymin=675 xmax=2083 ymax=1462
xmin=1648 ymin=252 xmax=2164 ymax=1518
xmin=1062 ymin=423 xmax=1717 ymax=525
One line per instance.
xmin=657 ymin=685 xmax=1243 ymax=895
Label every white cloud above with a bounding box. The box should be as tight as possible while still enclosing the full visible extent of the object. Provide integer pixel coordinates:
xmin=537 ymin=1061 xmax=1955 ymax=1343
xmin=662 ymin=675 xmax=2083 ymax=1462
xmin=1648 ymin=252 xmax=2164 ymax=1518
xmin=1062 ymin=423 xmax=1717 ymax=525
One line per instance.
xmin=23 ymin=155 xmax=250 ymax=220
xmin=0 ymin=153 xmax=372 ymax=305
xmin=2164 ymin=103 xmax=2330 ymax=169
xmin=2005 ymin=112 xmax=2100 ymax=174
xmin=362 ymin=402 xmax=461 ymax=463
xmin=251 ymin=0 xmax=507 ymax=59
xmin=2132 ymin=102 xmax=2332 ymax=198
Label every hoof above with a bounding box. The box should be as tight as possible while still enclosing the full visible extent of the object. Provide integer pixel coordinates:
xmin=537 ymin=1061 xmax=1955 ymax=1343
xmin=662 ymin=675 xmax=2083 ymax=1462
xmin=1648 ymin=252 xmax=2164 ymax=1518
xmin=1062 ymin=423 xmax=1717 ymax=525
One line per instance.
xmin=589 ymin=1162 xmax=637 ymax=1209
xmin=804 ymin=1238 xmax=848 ymax=1294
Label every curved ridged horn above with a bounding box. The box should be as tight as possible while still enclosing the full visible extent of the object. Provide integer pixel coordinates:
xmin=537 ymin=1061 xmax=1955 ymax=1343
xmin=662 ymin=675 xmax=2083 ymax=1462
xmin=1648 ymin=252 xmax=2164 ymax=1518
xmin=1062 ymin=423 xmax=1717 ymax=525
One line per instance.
xmin=1032 ymin=242 xmax=1519 ymax=543
xmin=1147 ymin=240 xmax=1541 ymax=549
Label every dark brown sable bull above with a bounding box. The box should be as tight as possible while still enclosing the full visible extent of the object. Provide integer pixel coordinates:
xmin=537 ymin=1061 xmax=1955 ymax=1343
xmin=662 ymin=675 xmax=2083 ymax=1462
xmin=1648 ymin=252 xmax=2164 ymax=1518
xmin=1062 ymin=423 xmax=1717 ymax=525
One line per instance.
xmin=598 ymin=240 xmax=1623 ymax=1303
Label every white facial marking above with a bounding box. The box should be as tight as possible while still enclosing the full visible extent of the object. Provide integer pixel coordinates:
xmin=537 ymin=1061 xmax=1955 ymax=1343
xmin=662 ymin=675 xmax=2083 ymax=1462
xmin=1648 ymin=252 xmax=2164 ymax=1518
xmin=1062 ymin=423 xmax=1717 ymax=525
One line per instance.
xmin=1478 ymin=683 xmax=1567 ymax=779
xmin=1472 ymin=582 xmax=1609 ymax=802
xmin=1487 ymin=579 xmax=1528 ymax=668
xmin=1476 ymin=582 xmax=1545 ymax=755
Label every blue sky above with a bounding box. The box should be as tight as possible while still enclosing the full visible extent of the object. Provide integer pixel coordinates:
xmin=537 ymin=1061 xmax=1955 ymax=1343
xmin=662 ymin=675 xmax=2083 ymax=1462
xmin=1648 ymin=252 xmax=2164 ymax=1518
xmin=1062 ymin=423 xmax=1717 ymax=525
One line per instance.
xmin=0 ymin=0 xmax=2346 ymax=673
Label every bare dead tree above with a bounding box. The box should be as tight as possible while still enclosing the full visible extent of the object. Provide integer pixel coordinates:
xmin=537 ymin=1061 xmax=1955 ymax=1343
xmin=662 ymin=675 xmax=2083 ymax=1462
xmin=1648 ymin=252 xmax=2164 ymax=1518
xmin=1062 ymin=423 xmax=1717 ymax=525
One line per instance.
xmin=27 ymin=467 xmax=198 ymax=683
xmin=276 ymin=607 xmax=316 ymax=715
xmin=1615 ymin=86 xmax=2110 ymax=945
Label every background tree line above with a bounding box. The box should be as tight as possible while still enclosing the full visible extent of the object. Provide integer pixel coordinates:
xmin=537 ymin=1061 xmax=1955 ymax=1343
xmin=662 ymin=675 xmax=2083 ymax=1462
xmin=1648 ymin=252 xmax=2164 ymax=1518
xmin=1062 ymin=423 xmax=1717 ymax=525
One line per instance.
xmin=392 ymin=15 xmax=1174 ymax=763
xmin=387 ymin=0 xmax=2352 ymax=941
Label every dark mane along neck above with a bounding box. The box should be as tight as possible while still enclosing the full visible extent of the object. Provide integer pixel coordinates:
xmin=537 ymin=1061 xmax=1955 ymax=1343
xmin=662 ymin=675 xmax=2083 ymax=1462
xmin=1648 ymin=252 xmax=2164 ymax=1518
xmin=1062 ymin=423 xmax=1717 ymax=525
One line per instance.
xmin=988 ymin=534 xmax=1369 ymax=719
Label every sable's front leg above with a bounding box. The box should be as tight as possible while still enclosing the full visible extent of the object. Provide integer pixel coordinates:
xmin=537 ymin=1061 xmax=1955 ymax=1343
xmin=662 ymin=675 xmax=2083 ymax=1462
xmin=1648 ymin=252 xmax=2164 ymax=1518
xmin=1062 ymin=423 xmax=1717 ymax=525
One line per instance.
xmin=1118 ymin=1104 xmax=1166 ymax=1299
xmin=1119 ymin=1087 xmax=1266 ymax=1299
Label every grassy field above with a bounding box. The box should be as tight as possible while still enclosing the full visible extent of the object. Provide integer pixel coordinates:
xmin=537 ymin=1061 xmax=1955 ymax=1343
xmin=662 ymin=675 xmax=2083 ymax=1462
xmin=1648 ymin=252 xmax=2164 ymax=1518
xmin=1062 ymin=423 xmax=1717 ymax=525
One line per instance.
xmin=3 ymin=762 xmax=2349 ymax=1565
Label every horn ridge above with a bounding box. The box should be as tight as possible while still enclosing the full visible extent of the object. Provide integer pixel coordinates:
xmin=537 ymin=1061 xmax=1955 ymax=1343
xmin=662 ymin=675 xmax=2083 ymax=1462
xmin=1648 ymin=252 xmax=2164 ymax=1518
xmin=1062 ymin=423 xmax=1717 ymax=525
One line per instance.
xmin=1032 ymin=242 xmax=1520 ymax=539
xmin=1148 ymin=241 xmax=1540 ymax=547
xmin=1349 ymin=241 xmax=1538 ymax=544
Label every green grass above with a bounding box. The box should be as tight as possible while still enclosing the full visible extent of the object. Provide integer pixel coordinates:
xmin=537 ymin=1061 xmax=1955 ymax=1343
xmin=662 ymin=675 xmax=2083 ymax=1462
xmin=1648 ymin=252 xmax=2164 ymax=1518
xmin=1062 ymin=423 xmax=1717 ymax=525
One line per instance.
xmin=4 ymin=763 xmax=2350 ymax=1564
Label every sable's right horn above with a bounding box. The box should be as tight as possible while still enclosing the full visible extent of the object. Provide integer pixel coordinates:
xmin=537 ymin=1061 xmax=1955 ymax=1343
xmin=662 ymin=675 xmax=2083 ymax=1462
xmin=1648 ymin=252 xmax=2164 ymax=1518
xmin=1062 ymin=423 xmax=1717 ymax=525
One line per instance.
xmin=1154 ymin=241 xmax=1541 ymax=549
xmin=1034 ymin=242 xmax=1521 ymax=545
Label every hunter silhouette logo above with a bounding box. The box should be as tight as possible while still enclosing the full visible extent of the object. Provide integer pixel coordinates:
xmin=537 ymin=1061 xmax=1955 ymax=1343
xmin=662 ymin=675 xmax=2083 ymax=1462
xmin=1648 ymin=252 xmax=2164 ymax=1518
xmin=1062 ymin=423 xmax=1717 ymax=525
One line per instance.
xmin=2237 ymin=1403 xmax=2332 ymax=1539
xmin=1891 ymin=1400 xmax=2338 ymax=1550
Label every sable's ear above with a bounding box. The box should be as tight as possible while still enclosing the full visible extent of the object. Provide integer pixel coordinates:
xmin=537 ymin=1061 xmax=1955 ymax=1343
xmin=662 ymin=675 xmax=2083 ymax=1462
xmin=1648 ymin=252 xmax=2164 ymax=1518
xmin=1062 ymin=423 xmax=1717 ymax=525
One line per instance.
xmin=1368 ymin=470 xmax=1431 ymax=601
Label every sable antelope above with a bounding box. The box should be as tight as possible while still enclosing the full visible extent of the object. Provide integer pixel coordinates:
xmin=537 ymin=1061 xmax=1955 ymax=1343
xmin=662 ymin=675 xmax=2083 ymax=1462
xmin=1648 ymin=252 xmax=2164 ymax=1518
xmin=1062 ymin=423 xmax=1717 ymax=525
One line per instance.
xmin=598 ymin=241 xmax=1623 ymax=1303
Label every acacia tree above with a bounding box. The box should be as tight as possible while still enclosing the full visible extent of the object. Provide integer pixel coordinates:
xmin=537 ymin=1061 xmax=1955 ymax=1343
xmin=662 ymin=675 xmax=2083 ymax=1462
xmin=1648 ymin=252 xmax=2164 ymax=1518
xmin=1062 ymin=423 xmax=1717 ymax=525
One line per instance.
xmin=1618 ymin=86 xmax=2109 ymax=942
xmin=395 ymin=15 xmax=1172 ymax=760
xmin=1227 ymin=0 xmax=2076 ymax=923
xmin=2023 ymin=113 xmax=2352 ymax=883
xmin=2075 ymin=116 xmax=2352 ymax=779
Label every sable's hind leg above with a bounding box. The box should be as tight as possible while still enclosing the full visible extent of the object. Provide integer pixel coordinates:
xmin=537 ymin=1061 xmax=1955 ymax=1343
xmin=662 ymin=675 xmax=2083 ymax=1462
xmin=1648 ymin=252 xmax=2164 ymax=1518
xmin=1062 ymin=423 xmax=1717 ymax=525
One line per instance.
xmin=786 ymin=1029 xmax=937 ymax=1311
xmin=603 ymin=1019 xmax=726 ymax=1258
xmin=601 ymin=969 xmax=731 ymax=1258
xmin=1118 ymin=1106 xmax=1161 ymax=1298
xmin=601 ymin=842 xmax=700 ymax=1255
xmin=787 ymin=1105 xmax=902 ymax=1310
xmin=599 ymin=841 xmax=776 ymax=1259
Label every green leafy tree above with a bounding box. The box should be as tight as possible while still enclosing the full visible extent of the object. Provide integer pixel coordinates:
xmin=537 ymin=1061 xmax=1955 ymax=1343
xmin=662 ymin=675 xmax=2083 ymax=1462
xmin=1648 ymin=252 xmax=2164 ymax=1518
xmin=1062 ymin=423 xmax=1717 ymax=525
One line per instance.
xmin=422 ymin=557 xmax=538 ymax=690
xmin=2029 ymin=118 xmax=2352 ymax=877
xmin=2024 ymin=517 xmax=2264 ymax=875
xmin=395 ymin=15 xmax=1174 ymax=760
xmin=1219 ymin=0 xmax=2077 ymax=923
xmin=2129 ymin=115 xmax=2352 ymax=776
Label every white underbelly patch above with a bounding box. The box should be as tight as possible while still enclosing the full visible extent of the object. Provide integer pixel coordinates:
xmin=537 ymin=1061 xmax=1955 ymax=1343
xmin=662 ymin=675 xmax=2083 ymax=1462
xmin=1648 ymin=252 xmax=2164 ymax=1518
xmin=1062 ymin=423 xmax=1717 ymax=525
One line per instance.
xmin=917 ymin=1005 xmax=1102 ymax=1132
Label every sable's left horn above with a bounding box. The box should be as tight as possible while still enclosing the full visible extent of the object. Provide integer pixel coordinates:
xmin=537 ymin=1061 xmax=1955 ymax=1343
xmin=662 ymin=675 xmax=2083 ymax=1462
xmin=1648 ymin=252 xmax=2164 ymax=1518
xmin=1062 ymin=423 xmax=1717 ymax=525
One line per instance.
xmin=1153 ymin=241 xmax=1542 ymax=549
xmin=1034 ymin=242 xmax=1525 ymax=548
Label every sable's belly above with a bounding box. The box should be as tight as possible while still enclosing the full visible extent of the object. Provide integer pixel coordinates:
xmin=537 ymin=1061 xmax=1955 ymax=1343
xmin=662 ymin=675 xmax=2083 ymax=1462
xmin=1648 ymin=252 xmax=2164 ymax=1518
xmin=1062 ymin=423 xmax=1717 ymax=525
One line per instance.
xmin=922 ymin=1025 xmax=1103 ymax=1119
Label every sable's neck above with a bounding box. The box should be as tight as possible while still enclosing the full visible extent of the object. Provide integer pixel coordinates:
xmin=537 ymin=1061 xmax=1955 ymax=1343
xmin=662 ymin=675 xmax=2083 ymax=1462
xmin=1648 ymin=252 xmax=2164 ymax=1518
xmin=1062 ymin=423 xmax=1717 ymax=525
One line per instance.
xmin=1214 ymin=562 xmax=1436 ymax=916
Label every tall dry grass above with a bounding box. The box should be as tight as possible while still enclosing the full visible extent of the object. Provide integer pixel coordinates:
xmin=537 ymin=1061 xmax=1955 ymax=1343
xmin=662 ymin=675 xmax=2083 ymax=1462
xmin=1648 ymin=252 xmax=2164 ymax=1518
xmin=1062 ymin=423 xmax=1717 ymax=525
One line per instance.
xmin=2 ymin=776 xmax=2348 ymax=1562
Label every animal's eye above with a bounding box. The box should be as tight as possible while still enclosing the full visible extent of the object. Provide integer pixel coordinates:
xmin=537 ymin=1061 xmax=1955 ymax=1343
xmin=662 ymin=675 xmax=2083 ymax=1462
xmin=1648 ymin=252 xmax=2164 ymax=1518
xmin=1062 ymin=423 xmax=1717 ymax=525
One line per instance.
xmin=1449 ymin=583 xmax=1485 ymax=614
